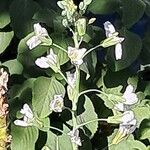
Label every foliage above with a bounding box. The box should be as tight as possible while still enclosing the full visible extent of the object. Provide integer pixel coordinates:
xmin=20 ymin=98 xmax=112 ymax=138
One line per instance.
xmin=0 ymin=0 xmax=150 ymax=149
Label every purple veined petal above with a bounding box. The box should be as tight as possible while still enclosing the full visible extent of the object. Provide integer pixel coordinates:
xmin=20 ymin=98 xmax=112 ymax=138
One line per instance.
xmin=26 ymin=36 xmax=41 ymax=49
xmin=14 ymin=120 xmax=29 ymax=127
xmin=115 ymin=43 xmax=122 ymax=60
xmin=35 ymin=57 xmax=50 ymax=68
xmin=104 ymin=21 xmax=116 ymax=37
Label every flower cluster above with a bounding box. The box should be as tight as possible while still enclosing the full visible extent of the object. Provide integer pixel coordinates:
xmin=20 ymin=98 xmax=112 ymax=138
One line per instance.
xmin=112 ymin=85 xmax=138 ymax=144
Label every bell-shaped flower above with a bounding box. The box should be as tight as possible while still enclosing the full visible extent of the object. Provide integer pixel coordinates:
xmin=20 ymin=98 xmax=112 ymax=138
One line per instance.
xmin=112 ymin=111 xmax=137 ymax=144
xmin=26 ymin=23 xmax=52 ymax=49
xmin=35 ymin=49 xmax=60 ymax=73
xmin=14 ymin=104 xmax=34 ymax=127
xmin=101 ymin=21 xmax=124 ymax=60
xmin=68 ymin=129 xmax=82 ymax=146
xmin=50 ymin=94 xmax=64 ymax=112
xmin=68 ymin=46 xmax=86 ymax=66
xmin=114 ymin=85 xmax=138 ymax=111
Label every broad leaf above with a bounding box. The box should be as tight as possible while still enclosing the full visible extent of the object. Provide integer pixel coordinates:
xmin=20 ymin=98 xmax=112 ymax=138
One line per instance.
xmin=2 ymin=59 xmax=23 ymax=75
xmin=138 ymin=119 xmax=150 ymax=140
xmin=0 ymin=31 xmax=14 ymax=54
xmin=121 ymin=0 xmax=146 ymax=28
xmin=77 ymin=95 xmax=98 ymax=137
xmin=32 ymin=77 xmax=65 ymax=118
xmin=88 ymin=0 xmax=120 ymax=14
xmin=0 ymin=0 xmax=10 ymax=28
xmin=11 ymin=125 xmax=39 ymax=150
xmin=9 ymin=0 xmax=40 ymax=38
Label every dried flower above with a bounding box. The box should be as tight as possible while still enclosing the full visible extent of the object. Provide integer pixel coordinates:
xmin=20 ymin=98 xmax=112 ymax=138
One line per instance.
xmin=50 ymin=95 xmax=64 ymax=112
xmin=68 ymin=129 xmax=82 ymax=146
xmin=68 ymin=46 xmax=86 ymax=65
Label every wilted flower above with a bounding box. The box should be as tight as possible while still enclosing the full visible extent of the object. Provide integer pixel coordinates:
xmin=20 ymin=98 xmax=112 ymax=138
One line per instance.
xmin=112 ymin=111 xmax=137 ymax=144
xmin=0 ymin=68 xmax=8 ymax=97
xmin=68 ymin=46 xmax=86 ymax=65
xmin=14 ymin=104 xmax=34 ymax=127
xmin=26 ymin=23 xmax=52 ymax=49
xmin=101 ymin=21 xmax=124 ymax=60
xmin=114 ymin=85 xmax=138 ymax=111
xmin=35 ymin=49 xmax=60 ymax=73
xmin=68 ymin=129 xmax=82 ymax=146
xmin=66 ymin=71 xmax=77 ymax=101
xmin=50 ymin=95 xmax=64 ymax=112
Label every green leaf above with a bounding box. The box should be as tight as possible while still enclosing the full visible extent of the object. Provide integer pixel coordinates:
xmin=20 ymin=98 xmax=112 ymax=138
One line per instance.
xmin=77 ymin=95 xmax=98 ymax=137
xmin=9 ymin=0 xmax=40 ymax=38
xmin=133 ymin=106 xmax=150 ymax=127
xmin=144 ymin=0 xmax=150 ymax=17
xmin=108 ymin=29 xmax=142 ymax=71
xmin=0 ymin=31 xmax=14 ymax=54
xmin=32 ymin=77 xmax=65 ymax=118
xmin=97 ymin=86 xmax=123 ymax=109
xmin=108 ymin=133 xmax=147 ymax=150
xmin=51 ymin=33 xmax=70 ymax=65
xmin=138 ymin=119 xmax=150 ymax=140
xmin=2 ymin=59 xmax=23 ymax=75
xmin=0 ymin=0 xmax=10 ymax=28
xmin=9 ymin=78 xmax=36 ymax=99
xmin=46 ymin=125 xmax=72 ymax=150
xmin=11 ymin=125 xmax=39 ymax=150
xmin=121 ymin=0 xmax=146 ymax=28
xmin=88 ymin=0 xmax=120 ymax=14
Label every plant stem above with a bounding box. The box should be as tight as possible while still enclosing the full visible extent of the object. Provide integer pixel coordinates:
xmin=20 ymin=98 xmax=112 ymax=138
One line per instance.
xmin=53 ymin=43 xmax=68 ymax=53
xmin=83 ymin=44 xmax=101 ymax=58
xmin=78 ymin=89 xmax=108 ymax=98
xmin=76 ymin=118 xmax=108 ymax=129
xmin=58 ymin=70 xmax=68 ymax=84
xmin=44 ymin=126 xmax=65 ymax=134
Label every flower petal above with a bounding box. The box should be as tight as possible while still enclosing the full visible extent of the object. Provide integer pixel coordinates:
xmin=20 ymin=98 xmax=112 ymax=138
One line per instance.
xmin=35 ymin=57 xmax=50 ymax=68
xmin=14 ymin=120 xmax=29 ymax=127
xmin=104 ymin=21 xmax=116 ymax=37
xmin=121 ymin=111 xmax=135 ymax=124
xmin=34 ymin=23 xmax=48 ymax=36
xmin=115 ymin=43 xmax=122 ymax=60
xmin=26 ymin=36 xmax=41 ymax=49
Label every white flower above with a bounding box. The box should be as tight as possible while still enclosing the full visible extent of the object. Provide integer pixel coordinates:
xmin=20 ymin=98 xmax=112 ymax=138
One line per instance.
xmin=14 ymin=104 xmax=34 ymax=127
xmin=114 ymin=85 xmax=138 ymax=111
xmin=50 ymin=95 xmax=64 ymax=112
xmin=68 ymin=129 xmax=82 ymax=146
xmin=112 ymin=111 xmax=137 ymax=144
xmin=68 ymin=46 xmax=86 ymax=65
xmin=26 ymin=23 xmax=49 ymax=49
xmin=103 ymin=21 xmax=124 ymax=60
xmin=123 ymin=85 xmax=138 ymax=105
xmin=35 ymin=49 xmax=60 ymax=72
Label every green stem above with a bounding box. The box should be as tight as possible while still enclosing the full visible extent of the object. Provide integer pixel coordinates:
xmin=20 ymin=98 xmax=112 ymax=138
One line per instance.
xmin=78 ymin=89 xmax=108 ymax=98
xmin=53 ymin=43 xmax=68 ymax=53
xmin=44 ymin=126 xmax=65 ymax=134
xmin=83 ymin=44 xmax=101 ymax=58
xmin=76 ymin=118 xmax=108 ymax=129
xmin=58 ymin=70 xmax=68 ymax=84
